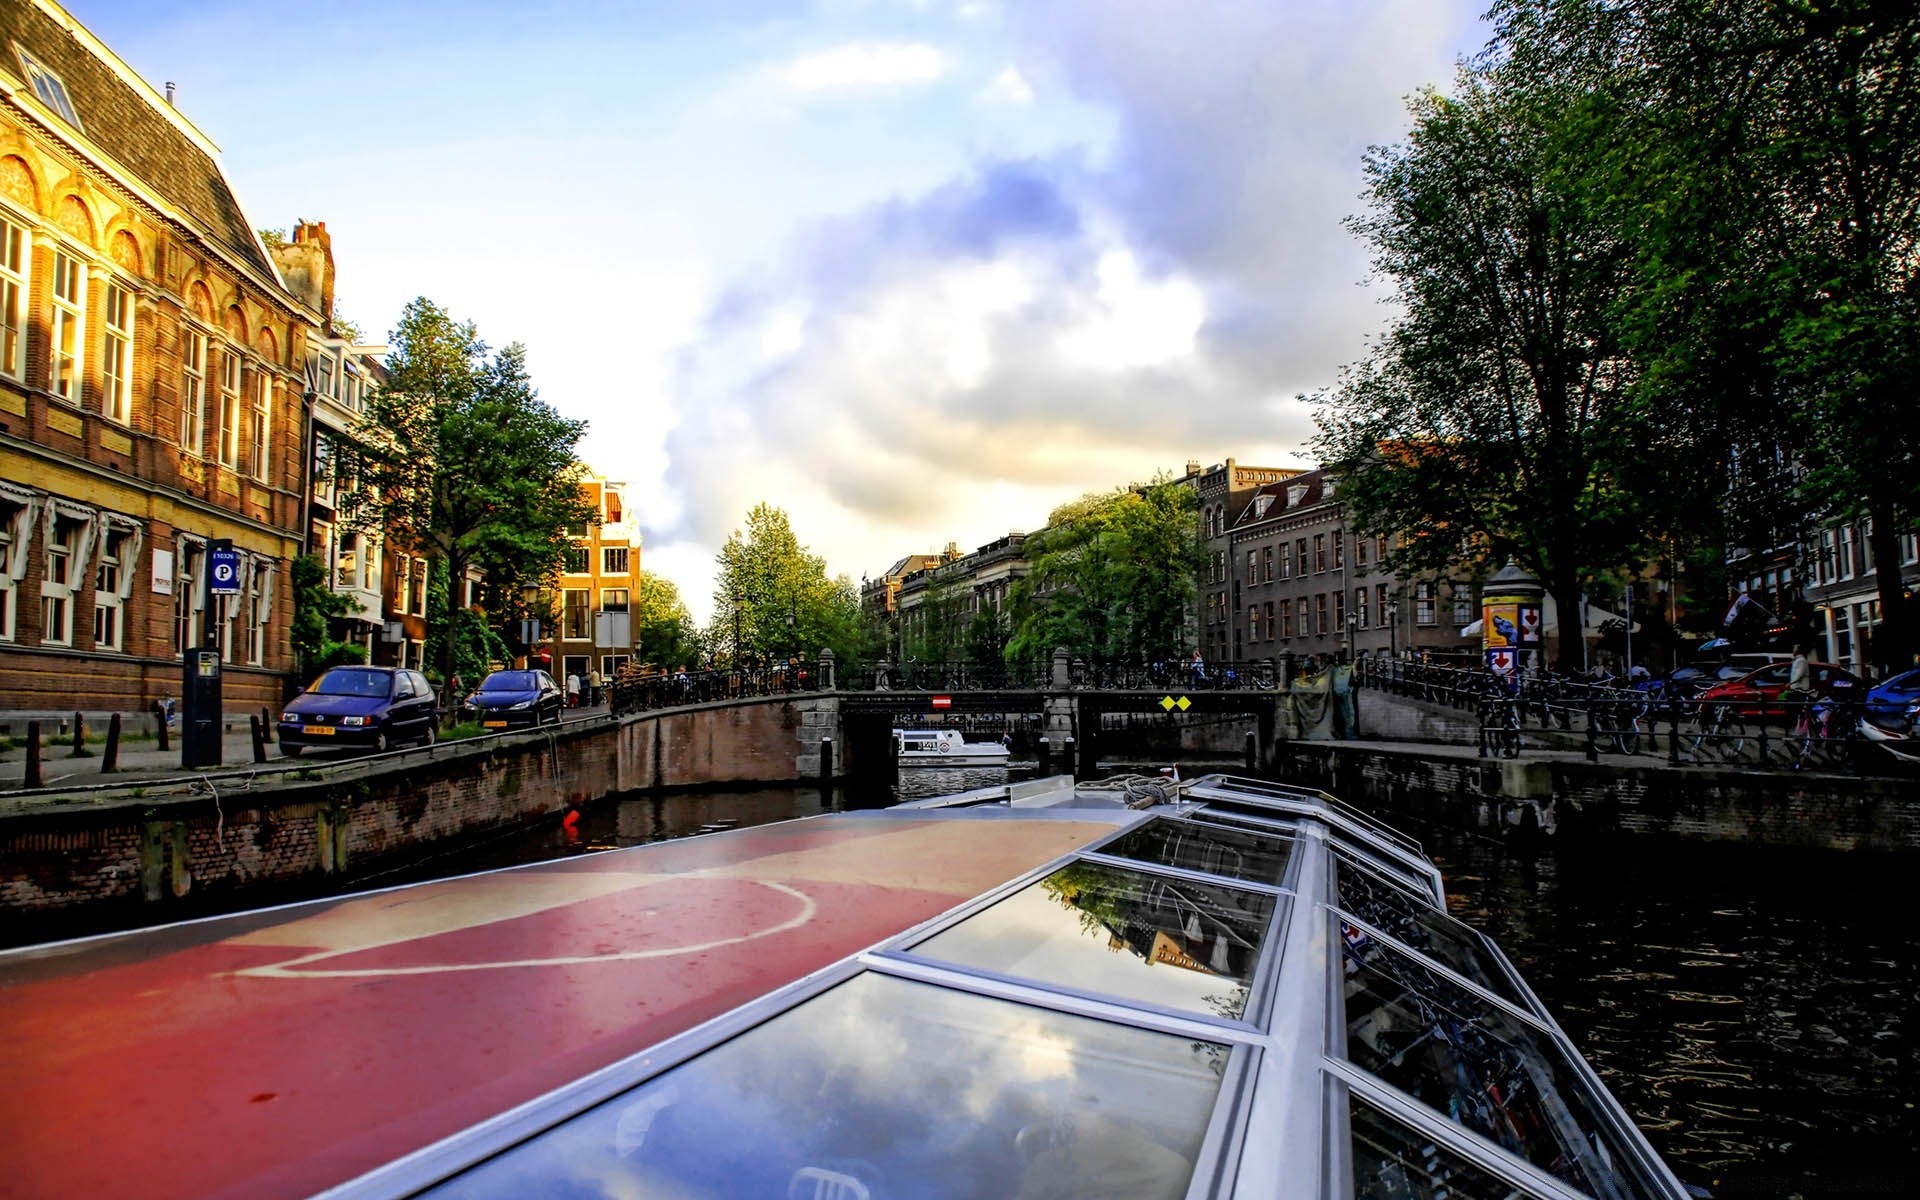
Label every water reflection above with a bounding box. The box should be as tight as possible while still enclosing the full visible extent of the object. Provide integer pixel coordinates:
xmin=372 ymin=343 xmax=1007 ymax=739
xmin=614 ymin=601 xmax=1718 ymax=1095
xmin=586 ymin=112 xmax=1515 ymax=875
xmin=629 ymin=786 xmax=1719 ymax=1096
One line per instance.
xmin=911 ymin=860 xmax=1273 ymax=1021
xmin=428 ymin=972 xmax=1228 ymax=1200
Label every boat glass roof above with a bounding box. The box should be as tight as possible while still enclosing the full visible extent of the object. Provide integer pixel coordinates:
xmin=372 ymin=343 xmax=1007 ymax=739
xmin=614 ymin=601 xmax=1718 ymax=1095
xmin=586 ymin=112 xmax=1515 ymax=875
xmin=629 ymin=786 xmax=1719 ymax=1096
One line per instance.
xmin=1349 ymin=1092 xmax=1553 ymax=1200
xmin=421 ymin=971 xmax=1231 ymax=1200
xmin=1328 ymin=834 xmax=1441 ymax=904
xmin=1095 ymin=815 xmax=1295 ymax=887
xmin=907 ymin=859 xmax=1277 ymax=1022
xmin=1332 ymin=852 xmax=1530 ymax=1010
xmin=1337 ymin=920 xmax=1663 ymax=1199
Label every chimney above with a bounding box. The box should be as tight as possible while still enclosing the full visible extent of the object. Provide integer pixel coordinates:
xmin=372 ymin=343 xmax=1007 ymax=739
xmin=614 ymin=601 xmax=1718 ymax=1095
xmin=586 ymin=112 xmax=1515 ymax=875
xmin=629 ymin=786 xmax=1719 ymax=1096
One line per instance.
xmin=164 ymin=82 xmax=176 ymax=106
xmin=285 ymin=220 xmax=337 ymax=325
xmin=1186 ymin=459 xmax=1201 ymax=476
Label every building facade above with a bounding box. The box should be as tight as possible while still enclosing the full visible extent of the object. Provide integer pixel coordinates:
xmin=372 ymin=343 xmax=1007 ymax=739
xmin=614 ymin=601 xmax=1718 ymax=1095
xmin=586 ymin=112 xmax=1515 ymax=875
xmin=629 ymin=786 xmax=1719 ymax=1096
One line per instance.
xmin=1801 ymin=518 xmax=1920 ymax=673
xmin=0 ymin=0 xmax=317 ymax=718
xmin=1182 ymin=457 xmax=1303 ymax=665
xmin=546 ymin=475 xmax=641 ymax=685
xmin=892 ymin=533 xmax=1028 ymax=658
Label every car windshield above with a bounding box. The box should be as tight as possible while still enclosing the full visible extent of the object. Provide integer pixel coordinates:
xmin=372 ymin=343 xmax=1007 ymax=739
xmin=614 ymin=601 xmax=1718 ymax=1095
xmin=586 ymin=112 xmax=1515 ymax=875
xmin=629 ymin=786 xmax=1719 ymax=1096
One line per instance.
xmin=479 ymin=672 xmax=540 ymax=692
xmin=311 ymin=669 xmax=392 ymax=698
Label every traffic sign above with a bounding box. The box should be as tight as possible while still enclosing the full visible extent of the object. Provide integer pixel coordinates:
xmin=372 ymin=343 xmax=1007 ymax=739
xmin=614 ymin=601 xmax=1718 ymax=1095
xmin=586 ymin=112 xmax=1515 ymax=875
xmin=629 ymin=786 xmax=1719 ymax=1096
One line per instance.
xmin=208 ymin=549 xmax=243 ymax=596
xmin=931 ymin=695 xmax=951 ymax=709
xmin=1160 ymin=695 xmax=1192 ymax=711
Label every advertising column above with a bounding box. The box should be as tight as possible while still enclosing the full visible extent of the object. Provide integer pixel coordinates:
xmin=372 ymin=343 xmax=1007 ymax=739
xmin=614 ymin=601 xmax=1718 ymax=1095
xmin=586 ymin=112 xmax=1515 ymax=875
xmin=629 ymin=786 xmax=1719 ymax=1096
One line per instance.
xmin=1480 ymin=559 xmax=1544 ymax=680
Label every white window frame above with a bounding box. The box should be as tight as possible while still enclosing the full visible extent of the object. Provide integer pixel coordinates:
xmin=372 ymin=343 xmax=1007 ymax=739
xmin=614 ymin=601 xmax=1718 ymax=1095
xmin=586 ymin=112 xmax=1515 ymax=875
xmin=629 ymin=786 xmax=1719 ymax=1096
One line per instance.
xmin=600 ymin=587 xmax=630 ymax=613
xmin=0 ymin=501 xmax=17 ymax=642
xmin=180 ymin=329 xmax=207 ymax=454
xmin=0 ymin=214 xmax=26 ymax=380
xmin=102 ymin=280 xmax=134 ymax=424
xmin=562 ymin=588 xmax=590 ymax=641
xmin=409 ymin=558 xmax=428 ymax=617
xmin=40 ymin=517 xmax=76 ymax=646
xmin=13 ymin=43 xmax=83 ymax=130
xmin=602 ymin=545 xmax=629 ymax=575
xmin=92 ymin=529 xmax=124 ymax=651
xmin=217 ymin=352 xmax=240 ymax=469
xmin=249 ymin=369 xmax=271 ymax=480
xmin=49 ymin=250 xmax=84 ymax=402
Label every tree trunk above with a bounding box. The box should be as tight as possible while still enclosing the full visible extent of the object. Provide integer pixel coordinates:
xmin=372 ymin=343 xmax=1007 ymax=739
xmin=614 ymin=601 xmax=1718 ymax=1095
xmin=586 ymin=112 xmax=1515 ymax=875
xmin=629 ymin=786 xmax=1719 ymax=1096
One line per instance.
xmin=1548 ymin=570 xmax=1584 ymax=675
xmin=1867 ymin=499 xmax=1910 ymax=676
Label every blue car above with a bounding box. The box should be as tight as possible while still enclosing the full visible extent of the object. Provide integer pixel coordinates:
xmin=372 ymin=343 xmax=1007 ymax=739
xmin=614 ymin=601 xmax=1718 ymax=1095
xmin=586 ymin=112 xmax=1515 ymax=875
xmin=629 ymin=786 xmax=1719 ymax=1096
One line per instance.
xmin=1865 ymin=667 xmax=1920 ymax=719
xmin=278 ymin=666 xmax=439 ymax=756
xmin=461 ymin=669 xmax=565 ymax=730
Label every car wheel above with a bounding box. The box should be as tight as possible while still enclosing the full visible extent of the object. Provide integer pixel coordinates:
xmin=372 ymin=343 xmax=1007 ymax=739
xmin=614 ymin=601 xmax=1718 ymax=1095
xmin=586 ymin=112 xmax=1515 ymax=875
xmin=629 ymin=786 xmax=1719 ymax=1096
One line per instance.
xmin=422 ymin=722 xmax=438 ymax=747
xmin=372 ymin=729 xmax=390 ymax=754
xmin=281 ymin=744 xmax=304 ymax=758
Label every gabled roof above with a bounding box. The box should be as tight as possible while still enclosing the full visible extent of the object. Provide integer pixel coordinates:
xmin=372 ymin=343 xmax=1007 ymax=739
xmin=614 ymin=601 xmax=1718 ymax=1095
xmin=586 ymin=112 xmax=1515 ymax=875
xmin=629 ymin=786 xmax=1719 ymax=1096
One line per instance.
xmin=1 ymin=0 xmax=276 ymax=277
xmin=1234 ymin=467 xmax=1336 ymax=527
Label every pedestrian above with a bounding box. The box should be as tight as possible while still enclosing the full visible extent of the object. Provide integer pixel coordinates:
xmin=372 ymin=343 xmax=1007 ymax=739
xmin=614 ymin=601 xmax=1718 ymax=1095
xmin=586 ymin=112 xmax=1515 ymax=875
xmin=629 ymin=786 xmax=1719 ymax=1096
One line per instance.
xmin=587 ymin=666 xmax=603 ymax=707
xmin=566 ymin=671 xmax=581 ymax=708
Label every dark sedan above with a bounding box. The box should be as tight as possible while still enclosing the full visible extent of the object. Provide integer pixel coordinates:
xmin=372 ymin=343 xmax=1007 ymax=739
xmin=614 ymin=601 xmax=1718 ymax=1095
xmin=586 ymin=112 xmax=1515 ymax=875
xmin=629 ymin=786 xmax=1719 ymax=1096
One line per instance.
xmin=278 ymin=666 xmax=439 ymax=755
xmin=462 ymin=670 xmax=564 ymax=730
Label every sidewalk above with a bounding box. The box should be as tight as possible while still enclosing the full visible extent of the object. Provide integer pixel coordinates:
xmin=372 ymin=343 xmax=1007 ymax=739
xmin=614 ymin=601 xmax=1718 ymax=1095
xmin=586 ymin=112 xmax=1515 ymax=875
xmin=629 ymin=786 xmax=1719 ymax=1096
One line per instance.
xmin=0 ymin=728 xmax=275 ymax=790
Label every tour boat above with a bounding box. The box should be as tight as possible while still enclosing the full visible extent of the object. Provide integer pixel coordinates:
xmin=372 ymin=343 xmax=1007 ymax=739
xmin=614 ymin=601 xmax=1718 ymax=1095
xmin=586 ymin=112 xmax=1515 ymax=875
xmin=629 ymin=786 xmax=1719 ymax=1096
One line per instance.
xmin=0 ymin=774 xmax=1689 ymax=1198
xmin=893 ymin=727 xmax=1013 ymax=766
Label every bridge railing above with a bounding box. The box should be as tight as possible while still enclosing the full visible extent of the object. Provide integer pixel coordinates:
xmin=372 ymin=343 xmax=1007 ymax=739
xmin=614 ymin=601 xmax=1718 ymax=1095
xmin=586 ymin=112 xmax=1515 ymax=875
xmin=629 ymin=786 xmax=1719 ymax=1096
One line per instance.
xmin=1069 ymin=659 xmax=1280 ymax=691
xmin=609 ymin=663 xmax=823 ymax=716
xmin=840 ymin=660 xmax=1050 ymax=692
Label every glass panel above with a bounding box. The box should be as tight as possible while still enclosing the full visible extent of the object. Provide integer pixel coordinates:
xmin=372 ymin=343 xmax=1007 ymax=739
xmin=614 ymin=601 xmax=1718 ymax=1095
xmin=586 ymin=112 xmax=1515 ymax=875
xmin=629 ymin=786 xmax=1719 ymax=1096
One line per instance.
xmin=1330 ymin=838 xmax=1434 ymax=904
xmin=1334 ymin=853 xmax=1528 ymax=1008
xmin=426 ymin=972 xmax=1230 ymax=1200
xmin=1340 ymin=925 xmax=1660 ymax=1200
xmin=1350 ymin=1094 xmax=1543 ymax=1200
xmin=1099 ymin=816 xmax=1293 ymax=886
xmin=910 ymin=860 xmax=1274 ymax=1020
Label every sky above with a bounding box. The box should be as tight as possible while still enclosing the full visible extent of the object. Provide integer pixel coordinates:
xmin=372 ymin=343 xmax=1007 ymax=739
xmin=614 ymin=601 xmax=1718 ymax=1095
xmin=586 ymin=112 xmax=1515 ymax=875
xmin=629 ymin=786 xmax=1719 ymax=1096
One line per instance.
xmin=71 ymin=0 xmax=1490 ymax=625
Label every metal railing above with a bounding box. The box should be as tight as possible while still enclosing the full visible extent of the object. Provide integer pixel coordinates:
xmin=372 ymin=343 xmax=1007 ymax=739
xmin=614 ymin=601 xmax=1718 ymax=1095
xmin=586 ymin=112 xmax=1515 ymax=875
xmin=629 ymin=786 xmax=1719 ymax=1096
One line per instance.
xmin=609 ymin=664 xmax=824 ymax=716
xmin=839 ymin=659 xmax=1050 ymax=692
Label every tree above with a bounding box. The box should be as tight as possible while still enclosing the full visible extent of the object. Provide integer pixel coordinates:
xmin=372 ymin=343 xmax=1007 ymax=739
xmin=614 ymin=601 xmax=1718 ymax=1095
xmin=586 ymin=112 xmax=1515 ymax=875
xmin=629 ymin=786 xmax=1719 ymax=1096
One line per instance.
xmin=636 ymin=574 xmax=703 ymax=671
xmin=1313 ymin=62 xmax=1649 ymax=670
xmin=709 ymin=503 xmax=870 ymax=666
xmin=338 ymin=298 xmax=597 ymax=679
xmin=902 ymin=573 xmax=970 ymax=662
xmin=288 ymin=553 xmax=366 ymax=680
xmin=1006 ymin=476 xmax=1204 ymax=664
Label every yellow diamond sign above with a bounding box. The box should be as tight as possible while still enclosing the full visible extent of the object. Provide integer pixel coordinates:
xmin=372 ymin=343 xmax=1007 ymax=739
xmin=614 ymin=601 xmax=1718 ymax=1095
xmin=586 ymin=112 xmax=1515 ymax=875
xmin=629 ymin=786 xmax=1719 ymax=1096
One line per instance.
xmin=1160 ymin=695 xmax=1176 ymax=711
xmin=1177 ymin=695 xmax=1192 ymax=711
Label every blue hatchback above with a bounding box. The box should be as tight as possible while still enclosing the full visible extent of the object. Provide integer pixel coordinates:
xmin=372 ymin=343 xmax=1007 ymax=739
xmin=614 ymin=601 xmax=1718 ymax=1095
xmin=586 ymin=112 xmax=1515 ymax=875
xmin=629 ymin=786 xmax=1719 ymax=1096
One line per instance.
xmin=278 ymin=666 xmax=439 ymax=756
xmin=1865 ymin=667 xmax=1920 ymax=719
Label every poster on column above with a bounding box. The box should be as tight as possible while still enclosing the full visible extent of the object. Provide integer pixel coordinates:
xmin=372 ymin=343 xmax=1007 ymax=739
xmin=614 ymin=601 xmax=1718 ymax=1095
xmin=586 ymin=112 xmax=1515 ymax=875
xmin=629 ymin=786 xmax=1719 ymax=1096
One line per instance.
xmin=1486 ymin=648 xmax=1516 ymax=676
xmin=1483 ymin=602 xmax=1520 ymax=648
xmin=1517 ymin=604 xmax=1542 ymax=647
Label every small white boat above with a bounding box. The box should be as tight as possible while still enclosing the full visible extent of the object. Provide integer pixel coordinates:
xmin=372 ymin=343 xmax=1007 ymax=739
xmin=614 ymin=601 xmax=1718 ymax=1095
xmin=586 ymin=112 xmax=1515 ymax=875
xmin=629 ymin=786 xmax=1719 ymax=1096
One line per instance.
xmin=894 ymin=728 xmax=1012 ymax=766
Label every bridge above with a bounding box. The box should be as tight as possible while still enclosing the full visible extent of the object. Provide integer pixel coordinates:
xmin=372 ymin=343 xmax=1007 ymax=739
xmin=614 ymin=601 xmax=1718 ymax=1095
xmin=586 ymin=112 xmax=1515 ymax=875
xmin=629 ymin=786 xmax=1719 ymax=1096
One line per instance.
xmin=609 ymin=649 xmax=1286 ymax=782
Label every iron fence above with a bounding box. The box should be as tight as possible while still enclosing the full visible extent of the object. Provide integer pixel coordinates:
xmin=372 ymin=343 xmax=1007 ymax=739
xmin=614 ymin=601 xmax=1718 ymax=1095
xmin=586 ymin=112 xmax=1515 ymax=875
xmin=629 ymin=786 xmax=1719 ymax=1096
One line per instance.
xmin=609 ymin=663 xmax=824 ymax=716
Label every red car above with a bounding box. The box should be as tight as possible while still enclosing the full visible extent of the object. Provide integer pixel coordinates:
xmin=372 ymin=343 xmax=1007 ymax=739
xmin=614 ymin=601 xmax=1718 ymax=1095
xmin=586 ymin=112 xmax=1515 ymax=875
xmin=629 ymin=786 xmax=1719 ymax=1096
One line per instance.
xmin=1697 ymin=660 xmax=1865 ymax=720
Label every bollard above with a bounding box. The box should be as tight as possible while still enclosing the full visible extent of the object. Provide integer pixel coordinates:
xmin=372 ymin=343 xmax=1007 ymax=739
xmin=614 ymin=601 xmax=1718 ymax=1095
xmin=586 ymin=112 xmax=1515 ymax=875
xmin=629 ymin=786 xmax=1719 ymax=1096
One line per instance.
xmin=1584 ymin=704 xmax=1598 ymax=762
xmin=1037 ymin=736 xmax=1052 ymax=776
xmin=249 ymin=714 xmax=268 ymax=764
xmin=260 ymin=706 xmax=275 ymax=744
xmin=24 ymin=721 xmax=42 ymax=788
xmin=1668 ymin=695 xmax=1682 ymax=765
xmin=819 ymin=736 xmax=834 ymax=787
xmin=70 ymin=711 xmax=91 ymax=758
xmin=154 ymin=702 xmax=170 ymax=753
xmin=1245 ymin=729 xmax=1257 ymax=773
xmin=1062 ymin=735 xmax=1077 ymax=780
xmin=102 ymin=713 xmax=122 ymax=773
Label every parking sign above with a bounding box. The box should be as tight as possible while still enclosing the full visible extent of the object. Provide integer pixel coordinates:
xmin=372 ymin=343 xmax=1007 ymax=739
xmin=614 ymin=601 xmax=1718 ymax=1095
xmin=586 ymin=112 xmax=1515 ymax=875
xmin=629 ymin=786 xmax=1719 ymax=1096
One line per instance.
xmin=208 ymin=549 xmax=243 ymax=596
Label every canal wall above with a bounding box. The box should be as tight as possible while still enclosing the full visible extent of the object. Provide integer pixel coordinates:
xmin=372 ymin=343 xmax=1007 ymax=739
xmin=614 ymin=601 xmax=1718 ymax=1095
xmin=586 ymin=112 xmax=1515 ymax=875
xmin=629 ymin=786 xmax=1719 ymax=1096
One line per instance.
xmin=0 ymin=697 xmax=834 ymax=928
xmin=1278 ymin=740 xmax=1920 ymax=853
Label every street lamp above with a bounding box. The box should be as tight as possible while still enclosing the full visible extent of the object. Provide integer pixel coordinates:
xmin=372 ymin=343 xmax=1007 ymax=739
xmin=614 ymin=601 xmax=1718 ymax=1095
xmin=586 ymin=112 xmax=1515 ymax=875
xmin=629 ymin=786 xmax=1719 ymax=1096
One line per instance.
xmin=1388 ymin=595 xmax=1400 ymax=659
xmin=1345 ymin=611 xmax=1359 ymax=664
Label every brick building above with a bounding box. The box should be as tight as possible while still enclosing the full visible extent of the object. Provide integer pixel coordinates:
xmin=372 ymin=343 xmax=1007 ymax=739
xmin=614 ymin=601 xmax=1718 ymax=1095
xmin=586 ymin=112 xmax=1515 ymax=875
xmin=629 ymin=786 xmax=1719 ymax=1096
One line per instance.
xmin=545 ymin=474 xmax=641 ymax=686
xmin=0 ymin=0 xmax=318 ymax=718
xmin=1181 ymin=457 xmax=1303 ymax=664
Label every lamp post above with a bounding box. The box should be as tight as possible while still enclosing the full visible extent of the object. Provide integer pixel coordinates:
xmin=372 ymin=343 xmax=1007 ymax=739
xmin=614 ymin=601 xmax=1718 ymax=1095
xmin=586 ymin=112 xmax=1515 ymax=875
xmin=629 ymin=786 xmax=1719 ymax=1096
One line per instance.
xmin=731 ymin=591 xmax=744 ymax=669
xmin=1389 ymin=594 xmax=1400 ymax=659
xmin=1345 ymin=611 xmax=1358 ymax=664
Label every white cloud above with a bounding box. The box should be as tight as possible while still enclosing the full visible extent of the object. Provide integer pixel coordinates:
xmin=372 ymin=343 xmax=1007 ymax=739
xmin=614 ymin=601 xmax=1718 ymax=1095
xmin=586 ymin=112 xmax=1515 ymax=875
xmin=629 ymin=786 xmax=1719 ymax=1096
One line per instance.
xmin=783 ymin=41 xmax=948 ymax=92
xmin=980 ymin=65 xmax=1034 ymax=105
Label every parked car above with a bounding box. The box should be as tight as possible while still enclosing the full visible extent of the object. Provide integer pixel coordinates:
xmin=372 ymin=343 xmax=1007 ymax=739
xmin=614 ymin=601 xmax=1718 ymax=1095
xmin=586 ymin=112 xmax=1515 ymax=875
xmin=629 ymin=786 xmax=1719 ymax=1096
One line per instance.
xmin=278 ymin=666 xmax=439 ymax=756
xmin=461 ymin=669 xmax=565 ymax=729
xmin=1697 ymin=660 xmax=1865 ymax=720
xmin=1644 ymin=652 xmax=1789 ymax=701
xmin=1864 ymin=666 xmax=1920 ymax=720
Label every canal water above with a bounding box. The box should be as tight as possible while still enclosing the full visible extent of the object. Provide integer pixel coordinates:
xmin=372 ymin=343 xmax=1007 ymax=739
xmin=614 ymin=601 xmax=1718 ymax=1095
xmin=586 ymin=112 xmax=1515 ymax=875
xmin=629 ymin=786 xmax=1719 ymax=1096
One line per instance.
xmin=392 ymin=769 xmax=1918 ymax=1199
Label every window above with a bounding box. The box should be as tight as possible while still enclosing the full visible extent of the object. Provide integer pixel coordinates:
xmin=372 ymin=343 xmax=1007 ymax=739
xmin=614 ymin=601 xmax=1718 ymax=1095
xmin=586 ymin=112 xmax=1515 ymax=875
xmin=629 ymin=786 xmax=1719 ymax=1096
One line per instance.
xmin=1376 ymin=534 xmax=1388 ymax=561
xmin=180 ymin=330 xmax=207 ymax=453
xmin=564 ymin=545 xmax=588 ymax=574
xmin=1453 ymin=596 xmax=1474 ymax=627
xmin=1314 ymin=534 xmax=1327 ymax=573
xmin=41 ymin=518 xmax=74 ymax=646
xmin=0 ymin=499 xmax=18 ymax=641
xmin=1245 ymin=549 xmax=1257 ymax=582
xmin=1333 ymin=532 xmax=1345 ymax=570
xmin=1297 ymin=597 xmax=1310 ymax=637
xmin=14 ymin=45 xmax=82 ymax=129
xmin=600 ymin=654 xmax=630 ymax=678
xmin=1295 ymin=538 xmax=1308 ymax=576
xmin=604 ymin=490 xmax=623 ymax=523
xmin=50 ymin=252 xmax=84 ymax=401
xmin=1264 ymin=601 xmax=1276 ymax=641
xmin=1248 ymin=604 xmax=1262 ymax=641
xmin=312 ymin=437 xmax=335 ymax=507
xmin=1415 ymin=582 xmax=1437 ymax=626
xmin=245 ymin=560 xmax=272 ymax=666
xmin=409 ymin=558 xmax=428 ymax=617
xmin=249 ymin=371 xmax=271 ymax=480
xmin=600 ymin=587 xmax=630 ymax=613
xmin=1281 ymin=598 xmax=1294 ymax=639
xmin=1333 ymin=589 xmax=1345 ymax=634
xmin=602 ymin=546 xmax=629 ymax=575
xmin=0 ymin=216 xmax=24 ymax=379
xmin=174 ymin=542 xmax=200 ymax=653
xmin=1355 ymin=535 xmax=1369 ymax=568
xmin=565 ymin=519 xmax=588 ymax=537
xmin=315 ymin=352 xmax=336 ymax=399
xmin=93 ymin=530 xmax=125 ymax=651
xmin=1262 ymin=545 xmax=1275 ymax=583
xmin=335 ymin=532 xmax=359 ymax=591
xmin=1279 ymin=542 xmax=1291 ymax=579
xmin=218 ymin=353 xmax=240 ymax=468
xmin=1378 ymin=584 xmax=1390 ymax=629
xmin=102 ymin=283 xmax=133 ymax=423
xmin=562 ymin=589 xmax=590 ymax=640
xmin=1356 ymin=587 xmax=1370 ymax=629
xmin=1316 ymin=593 xmax=1328 ymax=635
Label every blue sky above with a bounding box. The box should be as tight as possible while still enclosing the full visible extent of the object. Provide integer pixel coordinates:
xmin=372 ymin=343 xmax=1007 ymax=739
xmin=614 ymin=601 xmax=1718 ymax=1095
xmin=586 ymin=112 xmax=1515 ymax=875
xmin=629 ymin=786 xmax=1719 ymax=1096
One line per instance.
xmin=72 ymin=0 xmax=1488 ymax=623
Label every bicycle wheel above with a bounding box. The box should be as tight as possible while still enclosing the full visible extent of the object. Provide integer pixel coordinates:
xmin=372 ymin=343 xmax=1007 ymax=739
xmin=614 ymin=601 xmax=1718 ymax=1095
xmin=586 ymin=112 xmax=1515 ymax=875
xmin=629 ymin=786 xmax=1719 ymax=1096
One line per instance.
xmin=1718 ymin=716 xmax=1751 ymax=763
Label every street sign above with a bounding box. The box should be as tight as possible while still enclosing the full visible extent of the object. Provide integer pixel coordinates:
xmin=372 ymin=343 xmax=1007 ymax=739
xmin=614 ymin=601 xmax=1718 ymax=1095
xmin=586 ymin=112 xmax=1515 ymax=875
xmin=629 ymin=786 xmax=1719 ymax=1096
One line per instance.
xmin=1159 ymin=695 xmax=1192 ymax=711
xmin=931 ymin=695 xmax=951 ymax=709
xmin=207 ymin=549 xmax=242 ymax=596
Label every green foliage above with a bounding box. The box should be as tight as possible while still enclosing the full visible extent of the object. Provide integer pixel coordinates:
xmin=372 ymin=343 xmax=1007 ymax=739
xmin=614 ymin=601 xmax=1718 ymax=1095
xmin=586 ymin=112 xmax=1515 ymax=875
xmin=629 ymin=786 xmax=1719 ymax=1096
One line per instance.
xmin=902 ymin=574 xmax=969 ymax=662
xmin=423 ymin=559 xmax=508 ymax=686
xmin=709 ymin=504 xmax=872 ymax=666
xmin=1006 ymin=476 xmax=1203 ymax=664
xmin=289 ymin=553 xmax=367 ymax=682
xmin=636 ymin=573 xmax=703 ymax=671
xmin=257 ymin=227 xmax=287 ymax=251
xmin=339 ymin=297 xmax=597 ymax=678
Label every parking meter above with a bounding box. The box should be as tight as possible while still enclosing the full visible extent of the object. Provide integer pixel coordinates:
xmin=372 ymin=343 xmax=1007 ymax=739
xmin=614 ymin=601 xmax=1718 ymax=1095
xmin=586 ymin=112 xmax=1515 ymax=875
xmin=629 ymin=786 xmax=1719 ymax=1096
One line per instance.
xmin=181 ymin=648 xmax=223 ymax=767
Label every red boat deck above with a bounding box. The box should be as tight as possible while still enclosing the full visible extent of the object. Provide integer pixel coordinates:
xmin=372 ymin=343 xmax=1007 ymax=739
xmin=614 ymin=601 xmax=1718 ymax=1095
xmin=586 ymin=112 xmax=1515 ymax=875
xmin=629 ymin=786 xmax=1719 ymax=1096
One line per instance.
xmin=0 ymin=811 xmax=1119 ymax=1199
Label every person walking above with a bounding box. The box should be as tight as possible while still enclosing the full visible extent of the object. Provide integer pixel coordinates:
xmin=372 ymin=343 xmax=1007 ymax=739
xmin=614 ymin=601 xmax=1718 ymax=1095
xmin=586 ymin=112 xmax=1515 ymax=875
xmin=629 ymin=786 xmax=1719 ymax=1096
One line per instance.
xmin=566 ymin=671 xmax=582 ymax=709
xmin=587 ymin=667 xmax=603 ymax=707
